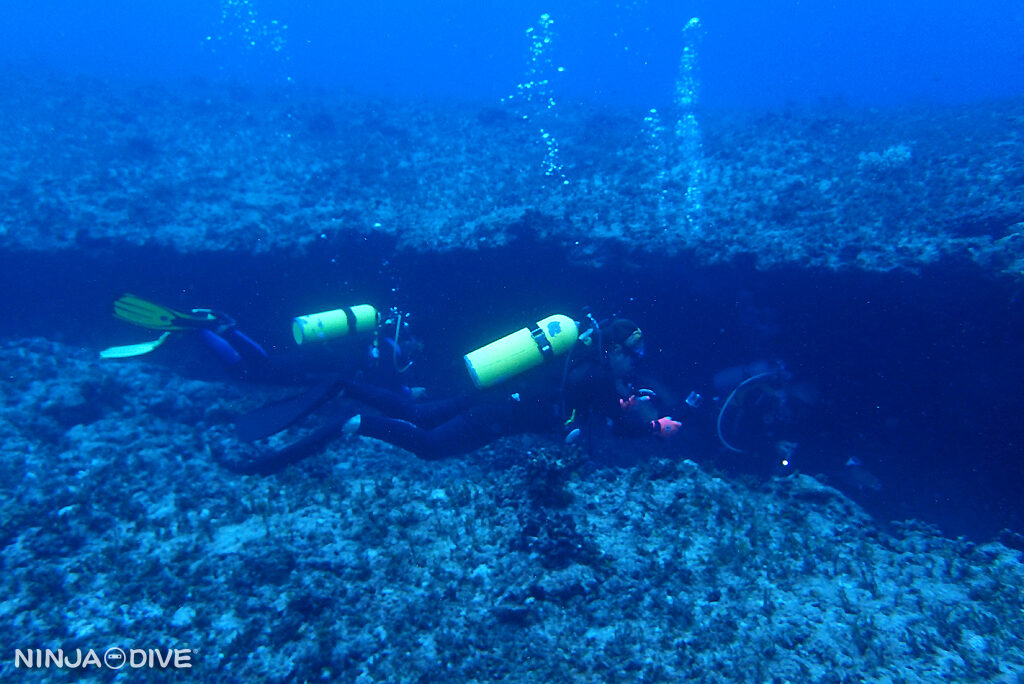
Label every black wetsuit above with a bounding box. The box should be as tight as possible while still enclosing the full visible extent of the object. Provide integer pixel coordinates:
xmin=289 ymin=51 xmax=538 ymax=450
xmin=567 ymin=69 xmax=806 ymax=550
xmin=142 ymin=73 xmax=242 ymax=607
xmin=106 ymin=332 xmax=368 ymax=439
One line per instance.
xmin=347 ymin=360 xmax=654 ymax=459
xmin=228 ymin=353 xmax=660 ymax=475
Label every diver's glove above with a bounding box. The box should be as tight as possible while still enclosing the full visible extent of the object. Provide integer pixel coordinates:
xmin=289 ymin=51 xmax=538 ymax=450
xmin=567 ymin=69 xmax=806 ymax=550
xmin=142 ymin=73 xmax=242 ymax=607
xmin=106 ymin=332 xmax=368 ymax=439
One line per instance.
xmin=652 ymin=416 xmax=682 ymax=438
xmin=620 ymin=389 xmax=656 ymax=411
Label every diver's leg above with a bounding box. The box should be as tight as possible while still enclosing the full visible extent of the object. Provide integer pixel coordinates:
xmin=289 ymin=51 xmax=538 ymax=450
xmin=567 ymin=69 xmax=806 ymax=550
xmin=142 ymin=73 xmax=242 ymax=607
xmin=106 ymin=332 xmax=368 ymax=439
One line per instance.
xmin=199 ymin=328 xmax=272 ymax=381
xmin=224 ymin=411 xmax=353 ymax=475
xmin=345 ymin=381 xmax=472 ymax=428
xmin=355 ymin=401 xmax=507 ymax=460
xmin=235 ymin=373 xmax=347 ymax=442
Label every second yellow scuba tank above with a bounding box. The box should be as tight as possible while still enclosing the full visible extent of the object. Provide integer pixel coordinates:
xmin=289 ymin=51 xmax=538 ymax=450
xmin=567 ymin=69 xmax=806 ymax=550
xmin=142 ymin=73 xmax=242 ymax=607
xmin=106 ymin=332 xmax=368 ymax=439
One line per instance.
xmin=292 ymin=304 xmax=380 ymax=345
xmin=464 ymin=314 xmax=578 ymax=389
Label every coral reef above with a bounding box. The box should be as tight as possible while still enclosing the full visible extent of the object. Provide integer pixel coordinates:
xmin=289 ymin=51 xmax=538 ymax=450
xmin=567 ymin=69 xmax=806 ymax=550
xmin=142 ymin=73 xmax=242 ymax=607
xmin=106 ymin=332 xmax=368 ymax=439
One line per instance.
xmin=1 ymin=69 xmax=1022 ymax=275
xmin=2 ymin=339 xmax=1023 ymax=681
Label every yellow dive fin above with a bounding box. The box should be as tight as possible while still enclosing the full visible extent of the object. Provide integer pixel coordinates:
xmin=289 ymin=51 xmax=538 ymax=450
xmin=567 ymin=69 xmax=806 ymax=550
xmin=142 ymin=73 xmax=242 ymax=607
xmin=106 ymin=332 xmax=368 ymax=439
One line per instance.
xmin=100 ymin=332 xmax=173 ymax=359
xmin=112 ymin=294 xmax=217 ymax=331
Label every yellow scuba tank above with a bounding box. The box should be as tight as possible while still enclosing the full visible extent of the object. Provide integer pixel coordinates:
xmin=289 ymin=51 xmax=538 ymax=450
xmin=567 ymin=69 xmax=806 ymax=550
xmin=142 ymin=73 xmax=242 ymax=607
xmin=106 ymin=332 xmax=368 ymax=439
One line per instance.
xmin=464 ymin=314 xmax=578 ymax=389
xmin=292 ymin=305 xmax=380 ymax=345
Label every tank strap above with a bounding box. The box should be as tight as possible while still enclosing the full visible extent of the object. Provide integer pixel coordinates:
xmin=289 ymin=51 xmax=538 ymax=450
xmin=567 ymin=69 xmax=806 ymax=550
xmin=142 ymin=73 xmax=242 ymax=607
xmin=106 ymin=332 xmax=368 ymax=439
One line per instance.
xmin=529 ymin=322 xmax=554 ymax=360
xmin=343 ymin=306 xmax=358 ymax=334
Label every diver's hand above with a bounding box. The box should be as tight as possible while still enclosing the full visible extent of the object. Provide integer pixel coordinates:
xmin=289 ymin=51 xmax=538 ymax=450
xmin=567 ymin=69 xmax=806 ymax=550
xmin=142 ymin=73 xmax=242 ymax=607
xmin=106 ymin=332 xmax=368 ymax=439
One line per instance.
xmin=652 ymin=416 xmax=682 ymax=438
xmin=620 ymin=389 xmax=657 ymax=410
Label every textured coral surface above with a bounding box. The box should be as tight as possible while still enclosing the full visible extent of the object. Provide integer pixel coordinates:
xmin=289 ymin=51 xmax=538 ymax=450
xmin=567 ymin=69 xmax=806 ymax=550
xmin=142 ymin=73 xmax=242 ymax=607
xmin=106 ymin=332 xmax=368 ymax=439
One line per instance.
xmin=2 ymin=340 xmax=1022 ymax=682
xmin=3 ymin=71 xmax=1022 ymax=275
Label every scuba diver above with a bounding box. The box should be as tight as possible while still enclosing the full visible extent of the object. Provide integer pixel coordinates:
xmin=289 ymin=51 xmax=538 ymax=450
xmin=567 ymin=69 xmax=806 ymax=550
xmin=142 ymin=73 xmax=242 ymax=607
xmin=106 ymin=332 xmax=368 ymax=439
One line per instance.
xmin=100 ymin=293 xmax=271 ymax=380
xmin=224 ymin=315 xmax=684 ymax=475
xmin=712 ymin=360 xmax=817 ymax=470
xmin=101 ymin=294 xmax=423 ymax=394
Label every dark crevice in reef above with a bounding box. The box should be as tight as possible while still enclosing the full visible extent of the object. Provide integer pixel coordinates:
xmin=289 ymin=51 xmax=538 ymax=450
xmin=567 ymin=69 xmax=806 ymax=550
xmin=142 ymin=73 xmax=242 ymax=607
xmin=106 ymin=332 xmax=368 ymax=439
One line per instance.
xmin=3 ymin=240 xmax=1023 ymax=539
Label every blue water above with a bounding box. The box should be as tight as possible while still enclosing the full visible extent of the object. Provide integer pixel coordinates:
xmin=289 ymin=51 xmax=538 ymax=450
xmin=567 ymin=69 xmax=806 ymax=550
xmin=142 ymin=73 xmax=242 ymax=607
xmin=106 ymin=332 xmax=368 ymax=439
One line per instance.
xmin=1 ymin=0 xmax=1021 ymax=108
